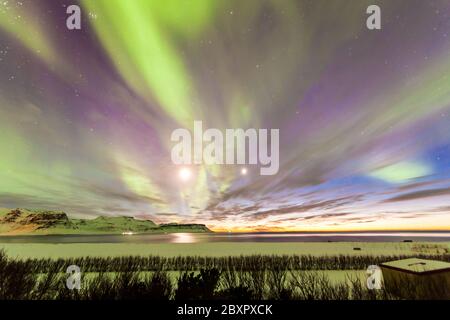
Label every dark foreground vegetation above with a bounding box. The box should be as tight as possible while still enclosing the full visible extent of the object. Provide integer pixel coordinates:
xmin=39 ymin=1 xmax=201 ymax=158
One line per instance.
xmin=0 ymin=250 xmax=448 ymax=300
xmin=9 ymin=252 xmax=450 ymax=273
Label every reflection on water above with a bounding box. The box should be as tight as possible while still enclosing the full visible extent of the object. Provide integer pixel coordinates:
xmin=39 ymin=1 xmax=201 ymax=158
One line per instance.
xmin=172 ymin=233 xmax=198 ymax=243
xmin=0 ymin=232 xmax=449 ymax=244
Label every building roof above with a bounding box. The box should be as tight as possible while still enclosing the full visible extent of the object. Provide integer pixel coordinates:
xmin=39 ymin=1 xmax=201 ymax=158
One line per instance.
xmin=380 ymin=258 xmax=450 ymax=274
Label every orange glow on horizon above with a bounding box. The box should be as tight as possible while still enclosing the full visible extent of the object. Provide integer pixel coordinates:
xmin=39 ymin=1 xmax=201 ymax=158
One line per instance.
xmin=210 ymin=225 xmax=450 ymax=233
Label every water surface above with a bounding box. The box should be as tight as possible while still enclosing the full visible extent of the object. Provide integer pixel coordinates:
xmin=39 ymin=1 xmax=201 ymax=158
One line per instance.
xmin=0 ymin=232 xmax=449 ymax=244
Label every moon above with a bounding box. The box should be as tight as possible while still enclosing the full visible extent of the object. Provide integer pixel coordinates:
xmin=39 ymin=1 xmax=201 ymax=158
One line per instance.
xmin=179 ymin=167 xmax=192 ymax=181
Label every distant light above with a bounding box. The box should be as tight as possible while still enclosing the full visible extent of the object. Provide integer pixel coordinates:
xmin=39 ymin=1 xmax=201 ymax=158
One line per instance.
xmin=241 ymin=167 xmax=248 ymax=175
xmin=179 ymin=167 xmax=192 ymax=181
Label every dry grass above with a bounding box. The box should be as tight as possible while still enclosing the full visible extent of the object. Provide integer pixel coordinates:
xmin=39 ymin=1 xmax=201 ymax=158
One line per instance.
xmin=1 ymin=250 xmax=449 ymax=300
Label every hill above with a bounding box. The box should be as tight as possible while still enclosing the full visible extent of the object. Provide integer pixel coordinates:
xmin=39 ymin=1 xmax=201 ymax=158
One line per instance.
xmin=0 ymin=208 xmax=210 ymax=235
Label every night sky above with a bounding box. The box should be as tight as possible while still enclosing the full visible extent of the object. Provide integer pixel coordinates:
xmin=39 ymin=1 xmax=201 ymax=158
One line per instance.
xmin=0 ymin=0 xmax=449 ymax=231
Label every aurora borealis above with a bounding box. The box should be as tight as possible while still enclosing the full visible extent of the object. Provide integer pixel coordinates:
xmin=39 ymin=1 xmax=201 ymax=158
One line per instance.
xmin=0 ymin=0 xmax=449 ymax=232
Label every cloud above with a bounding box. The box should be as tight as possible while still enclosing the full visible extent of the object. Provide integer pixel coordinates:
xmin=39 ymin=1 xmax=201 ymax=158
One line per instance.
xmin=384 ymin=188 xmax=450 ymax=202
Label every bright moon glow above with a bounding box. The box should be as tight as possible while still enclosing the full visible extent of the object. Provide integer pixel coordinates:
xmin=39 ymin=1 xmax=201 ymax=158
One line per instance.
xmin=179 ymin=167 xmax=192 ymax=181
